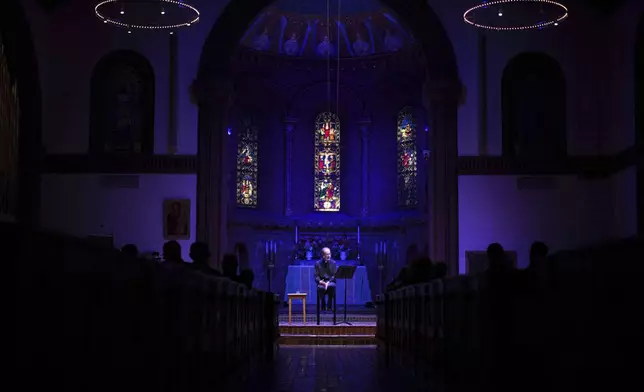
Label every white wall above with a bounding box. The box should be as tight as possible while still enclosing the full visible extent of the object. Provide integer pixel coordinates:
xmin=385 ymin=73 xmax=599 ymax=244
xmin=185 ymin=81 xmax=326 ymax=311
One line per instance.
xmin=41 ymin=174 xmax=197 ymax=259
xmin=458 ymin=175 xmax=611 ymax=272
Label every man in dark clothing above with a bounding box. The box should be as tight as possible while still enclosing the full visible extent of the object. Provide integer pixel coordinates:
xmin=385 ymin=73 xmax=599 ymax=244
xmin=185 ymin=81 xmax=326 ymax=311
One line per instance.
xmin=189 ymin=242 xmax=221 ymax=276
xmin=314 ymin=247 xmax=337 ymax=311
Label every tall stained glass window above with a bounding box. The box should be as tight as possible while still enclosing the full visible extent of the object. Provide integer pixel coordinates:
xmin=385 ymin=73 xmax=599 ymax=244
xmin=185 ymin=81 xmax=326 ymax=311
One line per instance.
xmin=314 ymin=112 xmax=341 ymax=211
xmin=236 ymin=117 xmax=258 ymax=207
xmin=397 ymin=108 xmax=418 ymax=207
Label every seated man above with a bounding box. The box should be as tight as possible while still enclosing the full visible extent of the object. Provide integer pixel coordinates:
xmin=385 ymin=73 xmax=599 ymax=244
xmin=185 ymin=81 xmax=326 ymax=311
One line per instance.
xmin=314 ymin=247 xmax=337 ymax=311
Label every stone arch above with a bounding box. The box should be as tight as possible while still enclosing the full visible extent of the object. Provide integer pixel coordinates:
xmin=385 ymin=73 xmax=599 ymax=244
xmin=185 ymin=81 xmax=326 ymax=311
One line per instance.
xmin=0 ymin=0 xmax=42 ymax=225
xmin=89 ymin=50 xmax=155 ymax=154
xmin=636 ymin=13 xmax=644 ymax=235
xmin=198 ymin=0 xmax=458 ymax=82
xmin=196 ymin=0 xmax=461 ymax=272
xmin=502 ymin=52 xmax=567 ymax=159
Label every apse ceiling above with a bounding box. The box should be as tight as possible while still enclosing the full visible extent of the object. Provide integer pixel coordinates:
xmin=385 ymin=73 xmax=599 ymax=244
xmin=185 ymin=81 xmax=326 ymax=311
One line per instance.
xmin=239 ymin=0 xmax=414 ymax=58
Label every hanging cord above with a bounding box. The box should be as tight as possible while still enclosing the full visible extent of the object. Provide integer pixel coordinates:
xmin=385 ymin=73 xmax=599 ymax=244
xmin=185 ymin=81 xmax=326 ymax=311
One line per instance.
xmin=326 ymin=0 xmax=331 ymax=113
xmin=336 ymin=0 xmax=341 ymax=119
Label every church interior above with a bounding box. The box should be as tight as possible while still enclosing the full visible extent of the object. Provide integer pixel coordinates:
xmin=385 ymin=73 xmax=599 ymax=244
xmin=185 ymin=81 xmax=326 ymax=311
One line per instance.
xmin=3 ymin=0 xmax=643 ymax=390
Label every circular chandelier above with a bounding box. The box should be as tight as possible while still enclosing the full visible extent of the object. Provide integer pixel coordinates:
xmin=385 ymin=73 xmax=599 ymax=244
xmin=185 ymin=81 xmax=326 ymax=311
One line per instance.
xmin=95 ymin=0 xmax=200 ymax=33
xmin=463 ymin=0 xmax=569 ymax=31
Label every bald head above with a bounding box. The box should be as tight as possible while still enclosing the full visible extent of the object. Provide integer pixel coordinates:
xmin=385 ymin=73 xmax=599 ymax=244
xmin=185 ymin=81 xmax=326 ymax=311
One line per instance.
xmin=321 ymin=247 xmax=331 ymax=261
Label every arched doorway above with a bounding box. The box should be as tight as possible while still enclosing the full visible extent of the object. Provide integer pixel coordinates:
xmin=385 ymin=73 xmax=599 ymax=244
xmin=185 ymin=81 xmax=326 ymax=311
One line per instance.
xmin=636 ymin=13 xmax=643 ymax=236
xmin=195 ymin=0 xmax=461 ymax=273
xmin=0 ymin=0 xmax=42 ymax=225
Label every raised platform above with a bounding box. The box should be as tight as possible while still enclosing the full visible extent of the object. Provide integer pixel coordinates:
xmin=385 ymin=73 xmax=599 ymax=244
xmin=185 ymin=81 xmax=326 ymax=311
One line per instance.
xmin=278 ymin=307 xmax=377 ymax=345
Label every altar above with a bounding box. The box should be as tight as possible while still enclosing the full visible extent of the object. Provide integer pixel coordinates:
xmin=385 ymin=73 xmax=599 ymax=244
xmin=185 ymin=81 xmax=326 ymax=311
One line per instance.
xmin=283 ymin=262 xmax=371 ymax=305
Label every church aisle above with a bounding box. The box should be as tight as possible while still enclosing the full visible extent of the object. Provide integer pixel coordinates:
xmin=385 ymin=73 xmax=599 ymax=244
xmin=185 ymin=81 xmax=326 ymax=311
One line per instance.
xmin=229 ymin=345 xmax=440 ymax=392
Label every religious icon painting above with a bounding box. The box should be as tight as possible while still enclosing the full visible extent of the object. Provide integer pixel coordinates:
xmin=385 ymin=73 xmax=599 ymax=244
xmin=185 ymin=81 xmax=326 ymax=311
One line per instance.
xmin=163 ymin=199 xmax=191 ymax=240
xmin=314 ymin=112 xmax=341 ymax=211
xmin=397 ymin=107 xmax=418 ymax=207
xmin=236 ymin=116 xmax=258 ymax=207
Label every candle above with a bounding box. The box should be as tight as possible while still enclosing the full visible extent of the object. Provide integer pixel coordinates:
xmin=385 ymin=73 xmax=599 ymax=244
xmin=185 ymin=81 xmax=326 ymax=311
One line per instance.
xmin=272 ymin=241 xmax=277 ymax=255
xmin=295 ymin=225 xmax=298 ymax=243
xmin=265 ymin=241 xmax=269 ymax=255
xmin=357 ymin=226 xmax=360 ymax=244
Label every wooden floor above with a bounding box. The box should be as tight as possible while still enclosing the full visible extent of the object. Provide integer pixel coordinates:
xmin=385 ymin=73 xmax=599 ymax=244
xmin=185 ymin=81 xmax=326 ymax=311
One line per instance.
xmin=229 ymin=345 xmax=441 ymax=391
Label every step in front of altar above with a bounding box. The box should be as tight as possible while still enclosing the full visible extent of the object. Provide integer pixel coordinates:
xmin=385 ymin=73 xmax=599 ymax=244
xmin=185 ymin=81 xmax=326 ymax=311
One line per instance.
xmin=278 ymin=321 xmax=376 ymax=345
xmin=280 ymin=324 xmax=376 ymax=336
xmin=279 ymin=335 xmax=377 ymax=346
xmin=278 ymin=313 xmax=377 ymax=324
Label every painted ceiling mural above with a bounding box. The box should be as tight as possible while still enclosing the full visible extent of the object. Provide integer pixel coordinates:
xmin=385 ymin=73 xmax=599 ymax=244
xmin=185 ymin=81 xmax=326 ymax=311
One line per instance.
xmin=239 ymin=0 xmax=414 ymax=58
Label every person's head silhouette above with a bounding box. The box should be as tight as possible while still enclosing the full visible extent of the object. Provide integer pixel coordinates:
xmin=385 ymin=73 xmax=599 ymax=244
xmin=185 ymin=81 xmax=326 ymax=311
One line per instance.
xmin=487 ymin=243 xmax=506 ymax=268
xmin=529 ymin=241 xmax=549 ymax=266
xmin=121 ymin=244 xmax=138 ymax=258
xmin=163 ymin=240 xmax=182 ymax=263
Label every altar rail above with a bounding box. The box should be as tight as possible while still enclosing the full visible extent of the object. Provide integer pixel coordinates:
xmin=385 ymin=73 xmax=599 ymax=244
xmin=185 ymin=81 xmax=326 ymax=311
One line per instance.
xmin=378 ymin=238 xmax=643 ymax=390
xmin=6 ymin=222 xmax=279 ymax=391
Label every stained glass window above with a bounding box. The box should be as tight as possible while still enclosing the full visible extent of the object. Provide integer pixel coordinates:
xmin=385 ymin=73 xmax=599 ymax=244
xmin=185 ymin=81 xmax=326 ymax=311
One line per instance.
xmin=236 ymin=117 xmax=258 ymax=207
xmin=397 ymin=108 xmax=418 ymax=207
xmin=314 ymin=112 xmax=340 ymax=211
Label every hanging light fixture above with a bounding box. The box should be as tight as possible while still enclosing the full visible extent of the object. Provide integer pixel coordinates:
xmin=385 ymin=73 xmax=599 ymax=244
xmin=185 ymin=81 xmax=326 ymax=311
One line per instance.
xmin=463 ymin=0 xmax=568 ymax=31
xmin=95 ymin=0 xmax=200 ymax=33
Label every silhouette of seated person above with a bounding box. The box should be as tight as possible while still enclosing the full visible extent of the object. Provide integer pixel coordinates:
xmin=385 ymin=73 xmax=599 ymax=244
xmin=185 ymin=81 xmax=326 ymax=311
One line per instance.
xmin=432 ymin=261 xmax=448 ymax=279
xmin=163 ymin=240 xmax=184 ymax=265
xmin=238 ymin=268 xmax=255 ymax=290
xmin=386 ymin=266 xmax=409 ymax=292
xmin=189 ymin=241 xmax=221 ymax=276
xmin=221 ymin=254 xmax=240 ymax=282
xmin=120 ymin=243 xmax=139 ymax=258
xmin=314 ymin=247 xmax=337 ymax=311
xmin=484 ymin=242 xmax=517 ymax=388
xmin=407 ymin=256 xmax=434 ymax=285
xmin=527 ymin=241 xmax=549 ymax=278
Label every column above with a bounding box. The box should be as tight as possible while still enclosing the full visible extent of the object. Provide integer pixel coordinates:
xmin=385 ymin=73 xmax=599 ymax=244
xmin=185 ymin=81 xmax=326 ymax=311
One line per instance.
xmin=195 ymin=75 xmax=234 ymax=268
xmin=424 ymin=78 xmax=460 ymax=276
xmin=283 ymin=118 xmax=297 ymax=216
xmin=167 ymin=32 xmax=178 ymax=154
xmin=357 ymin=119 xmax=371 ymax=217
xmin=477 ymin=31 xmax=488 ymax=155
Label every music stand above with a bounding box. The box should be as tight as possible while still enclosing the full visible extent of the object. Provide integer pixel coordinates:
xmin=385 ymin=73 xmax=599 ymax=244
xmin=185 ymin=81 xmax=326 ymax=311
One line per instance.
xmin=335 ymin=265 xmax=357 ymax=326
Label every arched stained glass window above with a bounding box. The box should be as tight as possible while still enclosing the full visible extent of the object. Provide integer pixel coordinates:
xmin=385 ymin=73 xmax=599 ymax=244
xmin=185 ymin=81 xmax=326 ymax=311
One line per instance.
xmin=397 ymin=107 xmax=418 ymax=207
xmin=236 ymin=117 xmax=258 ymax=207
xmin=314 ymin=112 xmax=341 ymax=211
